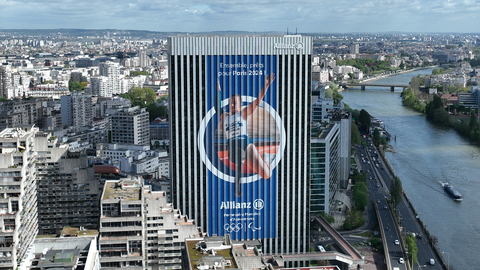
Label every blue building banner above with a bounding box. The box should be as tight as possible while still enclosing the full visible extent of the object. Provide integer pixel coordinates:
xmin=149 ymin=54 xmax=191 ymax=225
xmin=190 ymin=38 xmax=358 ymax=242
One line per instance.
xmin=198 ymin=55 xmax=285 ymax=240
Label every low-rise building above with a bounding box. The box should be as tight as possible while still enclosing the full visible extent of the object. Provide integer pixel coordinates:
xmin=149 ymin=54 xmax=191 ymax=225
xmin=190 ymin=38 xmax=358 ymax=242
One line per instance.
xmin=19 ymin=235 xmax=100 ymax=270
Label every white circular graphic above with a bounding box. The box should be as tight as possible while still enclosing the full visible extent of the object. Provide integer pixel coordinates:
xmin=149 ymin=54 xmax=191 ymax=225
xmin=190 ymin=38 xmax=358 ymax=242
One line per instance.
xmin=198 ymin=96 xmax=286 ymax=184
xmin=295 ymin=42 xmax=304 ymax=50
xmin=253 ymin=199 xmax=265 ymax=210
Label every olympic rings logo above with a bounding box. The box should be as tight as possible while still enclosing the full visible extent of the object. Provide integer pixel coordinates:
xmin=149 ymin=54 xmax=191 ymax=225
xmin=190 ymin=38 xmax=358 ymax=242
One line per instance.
xmin=224 ymin=223 xmax=243 ymax=232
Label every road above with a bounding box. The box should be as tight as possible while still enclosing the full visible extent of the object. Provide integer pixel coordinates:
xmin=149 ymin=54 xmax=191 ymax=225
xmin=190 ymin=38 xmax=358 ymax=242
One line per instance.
xmin=355 ymin=137 xmax=444 ymax=270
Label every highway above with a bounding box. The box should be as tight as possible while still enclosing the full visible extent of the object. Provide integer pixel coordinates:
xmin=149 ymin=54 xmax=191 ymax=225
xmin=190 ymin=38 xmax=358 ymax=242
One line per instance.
xmin=355 ymin=137 xmax=444 ymax=270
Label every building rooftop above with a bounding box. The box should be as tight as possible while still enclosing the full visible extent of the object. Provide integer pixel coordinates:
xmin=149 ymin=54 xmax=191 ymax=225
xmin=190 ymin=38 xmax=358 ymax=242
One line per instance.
xmin=102 ymin=179 xmax=142 ymax=201
xmin=186 ymin=239 xmax=237 ymax=270
xmin=0 ymin=127 xmax=32 ymax=139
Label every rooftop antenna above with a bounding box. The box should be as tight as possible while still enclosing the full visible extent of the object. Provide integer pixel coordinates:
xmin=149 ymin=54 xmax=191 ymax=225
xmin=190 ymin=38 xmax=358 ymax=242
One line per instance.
xmin=287 ymin=28 xmax=289 ymax=35
xmin=296 ymin=28 xmax=298 ymax=35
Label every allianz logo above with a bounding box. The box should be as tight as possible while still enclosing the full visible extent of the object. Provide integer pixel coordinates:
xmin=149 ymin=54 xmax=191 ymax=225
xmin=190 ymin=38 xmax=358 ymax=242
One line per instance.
xmin=220 ymin=199 xmax=265 ymax=210
xmin=220 ymin=201 xmax=251 ymax=209
xmin=274 ymin=42 xmax=304 ymax=50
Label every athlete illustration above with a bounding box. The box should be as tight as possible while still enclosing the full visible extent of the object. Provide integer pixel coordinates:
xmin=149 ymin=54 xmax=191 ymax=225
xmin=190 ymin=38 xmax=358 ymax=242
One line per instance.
xmin=215 ymin=74 xmax=275 ymax=196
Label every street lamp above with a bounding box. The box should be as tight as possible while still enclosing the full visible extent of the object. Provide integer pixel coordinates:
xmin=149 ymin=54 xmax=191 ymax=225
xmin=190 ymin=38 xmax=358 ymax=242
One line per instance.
xmin=442 ymin=251 xmax=450 ymax=270
xmin=417 ymin=263 xmax=427 ymax=270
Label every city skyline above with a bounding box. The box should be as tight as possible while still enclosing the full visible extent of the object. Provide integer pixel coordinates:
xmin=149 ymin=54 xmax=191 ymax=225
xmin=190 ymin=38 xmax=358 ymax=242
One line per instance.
xmin=1 ymin=0 xmax=479 ymax=34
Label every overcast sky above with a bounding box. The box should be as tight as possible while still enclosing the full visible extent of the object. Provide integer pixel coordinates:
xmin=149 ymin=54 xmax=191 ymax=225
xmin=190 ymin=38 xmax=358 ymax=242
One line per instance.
xmin=1 ymin=0 xmax=479 ymax=33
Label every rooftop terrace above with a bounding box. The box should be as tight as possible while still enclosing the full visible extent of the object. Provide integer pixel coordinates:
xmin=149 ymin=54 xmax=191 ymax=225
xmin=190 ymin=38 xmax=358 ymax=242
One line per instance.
xmin=102 ymin=180 xmax=141 ymax=201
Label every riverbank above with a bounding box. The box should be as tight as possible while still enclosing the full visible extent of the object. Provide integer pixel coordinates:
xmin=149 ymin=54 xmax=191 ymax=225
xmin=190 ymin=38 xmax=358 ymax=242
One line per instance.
xmin=341 ymin=69 xmax=480 ymax=269
xmin=359 ymin=66 xmax=437 ymax=84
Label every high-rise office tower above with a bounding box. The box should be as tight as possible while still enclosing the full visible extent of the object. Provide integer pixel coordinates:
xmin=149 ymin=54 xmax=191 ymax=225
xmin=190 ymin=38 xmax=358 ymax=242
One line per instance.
xmin=111 ymin=106 xmax=150 ymax=146
xmin=139 ymin=50 xmax=149 ymax=68
xmin=350 ymin=43 xmax=359 ymax=54
xmin=310 ymin=123 xmax=341 ymax=215
xmin=168 ymin=36 xmax=312 ymax=255
xmin=98 ymin=62 xmax=121 ymax=96
xmin=0 ymin=65 xmax=8 ymax=99
xmin=60 ymin=92 xmax=93 ymax=129
xmin=0 ymin=126 xmax=39 ymax=269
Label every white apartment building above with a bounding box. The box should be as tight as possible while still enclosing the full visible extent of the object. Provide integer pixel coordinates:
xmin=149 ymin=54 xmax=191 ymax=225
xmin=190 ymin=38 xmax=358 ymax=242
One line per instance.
xmin=60 ymin=92 xmax=93 ymax=129
xmin=91 ymin=76 xmax=112 ymax=97
xmin=139 ymin=50 xmax=149 ymax=68
xmin=111 ymin=106 xmax=150 ymax=146
xmin=0 ymin=126 xmax=39 ymax=269
xmin=98 ymin=178 xmax=199 ymax=270
xmin=98 ymin=62 xmax=122 ymax=95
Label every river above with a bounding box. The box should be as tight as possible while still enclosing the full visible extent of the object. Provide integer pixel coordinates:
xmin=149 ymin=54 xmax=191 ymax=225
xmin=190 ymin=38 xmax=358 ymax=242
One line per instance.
xmin=341 ymin=69 xmax=480 ymax=268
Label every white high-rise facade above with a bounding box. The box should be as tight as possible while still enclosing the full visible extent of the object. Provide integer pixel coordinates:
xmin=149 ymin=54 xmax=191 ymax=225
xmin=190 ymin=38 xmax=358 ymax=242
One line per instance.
xmin=139 ymin=50 xmax=149 ymax=68
xmin=111 ymin=106 xmax=150 ymax=146
xmin=0 ymin=126 xmax=39 ymax=269
xmin=91 ymin=76 xmax=111 ymax=97
xmin=60 ymin=92 xmax=93 ymax=129
xmin=96 ymin=62 xmax=122 ymax=96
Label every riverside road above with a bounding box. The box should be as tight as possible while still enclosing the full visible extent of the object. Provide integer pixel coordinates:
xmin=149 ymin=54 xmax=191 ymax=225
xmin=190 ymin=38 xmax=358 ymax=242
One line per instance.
xmin=342 ymin=67 xmax=480 ymax=269
xmin=356 ymin=138 xmax=443 ymax=270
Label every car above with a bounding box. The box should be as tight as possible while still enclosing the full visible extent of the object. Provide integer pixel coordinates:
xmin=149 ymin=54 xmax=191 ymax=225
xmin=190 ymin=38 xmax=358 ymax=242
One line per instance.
xmin=416 ymin=234 xmax=422 ymax=239
xmin=367 ymin=161 xmax=370 ymax=164
xmin=394 ymin=239 xmax=400 ymax=245
xmin=429 ymin=258 xmax=435 ymax=265
xmin=384 ymin=205 xmax=388 ymax=209
xmin=399 ymin=257 xmax=404 ymax=264
xmin=377 ymin=200 xmax=381 ymax=203
xmin=376 ymin=183 xmax=380 ymax=188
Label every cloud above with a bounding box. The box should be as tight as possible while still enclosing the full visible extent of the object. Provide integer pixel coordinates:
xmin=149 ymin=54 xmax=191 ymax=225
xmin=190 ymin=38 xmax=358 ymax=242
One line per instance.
xmin=0 ymin=0 xmax=478 ymax=32
xmin=185 ymin=4 xmax=212 ymax=15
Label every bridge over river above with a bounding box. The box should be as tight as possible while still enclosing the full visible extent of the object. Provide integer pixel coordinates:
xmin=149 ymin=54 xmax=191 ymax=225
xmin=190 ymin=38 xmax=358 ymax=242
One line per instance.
xmin=339 ymin=82 xmax=409 ymax=91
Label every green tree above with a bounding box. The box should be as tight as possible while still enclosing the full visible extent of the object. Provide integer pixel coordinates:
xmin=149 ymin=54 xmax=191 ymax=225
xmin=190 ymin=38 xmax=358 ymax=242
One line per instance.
xmin=426 ymin=95 xmax=444 ymax=120
xmin=351 ymin=170 xmax=367 ymax=185
xmin=130 ymin=70 xmax=149 ymax=76
xmin=80 ymin=82 xmax=88 ymax=90
xmin=351 ymin=121 xmax=362 ymax=145
xmin=353 ymin=182 xmax=368 ymax=211
xmin=319 ymin=212 xmax=335 ymax=224
xmin=154 ymin=141 xmax=161 ymax=149
xmin=406 ymin=234 xmax=418 ymax=265
xmin=68 ymin=81 xmax=81 ymax=91
xmin=146 ymin=103 xmax=168 ymax=121
xmin=42 ymin=80 xmax=54 ymax=84
xmin=469 ymin=112 xmax=478 ymax=129
xmin=373 ymin=128 xmax=381 ymax=147
xmin=120 ymin=86 xmax=157 ymax=108
xmin=433 ymin=107 xmax=451 ymax=126
xmin=344 ymin=209 xmax=364 ymax=229
xmin=325 ymin=88 xmax=333 ymax=98
xmin=359 ymin=109 xmax=371 ymax=132
xmin=389 ymin=177 xmax=403 ymax=208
